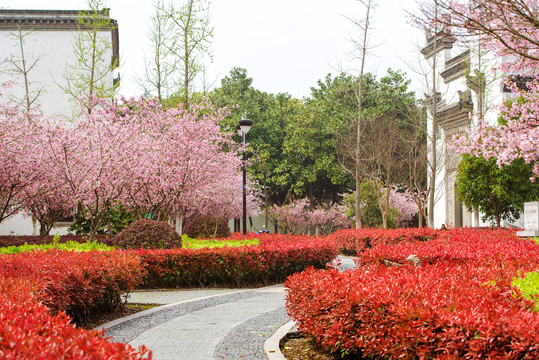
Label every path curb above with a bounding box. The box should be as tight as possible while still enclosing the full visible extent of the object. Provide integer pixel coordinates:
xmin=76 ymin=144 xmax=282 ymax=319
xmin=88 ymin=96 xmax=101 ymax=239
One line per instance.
xmin=264 ymin=320 xmax=296 ymax=360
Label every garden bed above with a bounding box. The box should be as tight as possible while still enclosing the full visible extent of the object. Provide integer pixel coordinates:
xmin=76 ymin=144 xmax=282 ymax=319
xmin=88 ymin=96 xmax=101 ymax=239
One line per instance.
xmin=0 ymin=232 xmax=337 ymax=359
xmin=286 ymin=228 xmax=539 ymax=359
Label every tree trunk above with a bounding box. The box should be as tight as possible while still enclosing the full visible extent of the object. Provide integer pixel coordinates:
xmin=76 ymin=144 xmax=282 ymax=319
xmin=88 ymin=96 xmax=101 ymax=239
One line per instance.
xmin=428 ymin=1 xmax=439 ymax=228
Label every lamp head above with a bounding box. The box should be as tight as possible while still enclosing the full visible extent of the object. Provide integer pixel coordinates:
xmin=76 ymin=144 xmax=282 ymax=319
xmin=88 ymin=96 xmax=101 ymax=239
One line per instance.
xmin=238 ymin=112 xmax=252 ymax=134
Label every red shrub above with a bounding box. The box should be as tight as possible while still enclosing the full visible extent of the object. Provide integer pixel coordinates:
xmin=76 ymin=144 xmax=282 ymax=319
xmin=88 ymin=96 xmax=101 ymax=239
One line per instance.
xmin=326 ymin=227 xmax=439 ymax=255
xmin=117 ymin=219 xmax=181 ymax=249
xmin=286 ymin=263 xmax=539 ymax=359
xmin=356 ymin=228 xmax=539 ymax=266
xmin=0 ymin=276 xmax=151 ymax=359
xmin=286 ymin=228 xmax=539 ymax=359
xmin=135 ymin=234 xmax=338 ymax=288
xmin=0 ymin=249 xmax=145 ymax=323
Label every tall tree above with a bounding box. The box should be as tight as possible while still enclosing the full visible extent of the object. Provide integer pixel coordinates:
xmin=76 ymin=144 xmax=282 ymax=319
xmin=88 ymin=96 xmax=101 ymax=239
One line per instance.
xmin=344 ymin=0 xmax=377 ymax=228
xmin=279 ymin=98 xmax=350 ymax=204
xmin=165 ymin=0 xmax=213 ymax=106
xmin=210 ymin=68 xmax=293 ymax=229
xmin=138 ymin=0 xmax=179 ymax=104
xmin=2 ymin=26 xmax=44 ymax=113
xmin=61 ymin=0 xmax=118 ymax=113
xmin=338 ymin=70 xmax=420 ymax=228
xmin=399 ymin=102 xmax=429 ymax=227
xmin=210 ymin=67 xmax=356 ymax=232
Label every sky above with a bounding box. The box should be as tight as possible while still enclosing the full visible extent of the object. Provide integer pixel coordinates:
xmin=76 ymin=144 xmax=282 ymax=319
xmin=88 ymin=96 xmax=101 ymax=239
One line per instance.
xmin=1 ymin=0 xmax=425 ymax=99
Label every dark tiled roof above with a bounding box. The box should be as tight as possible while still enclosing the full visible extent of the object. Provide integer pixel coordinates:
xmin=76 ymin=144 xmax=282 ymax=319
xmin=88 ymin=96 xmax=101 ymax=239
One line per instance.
xmin=0 ymin=9 xmax=117 ymax=31
xmin=421 ymin=32 xmax=456 ymax=59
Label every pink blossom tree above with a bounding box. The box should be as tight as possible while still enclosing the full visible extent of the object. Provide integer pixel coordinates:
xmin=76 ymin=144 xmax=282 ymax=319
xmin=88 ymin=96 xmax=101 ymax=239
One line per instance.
xmin=308 ymin=202 xmax=351 ymax=235
xmin=35 ymin=96 xmax=256 ymax=238
xmin=270 ymin=198 xmax=311 ymax=234
xmin=42 ymin=99 xmax=130 ymax=238
xmin=389 ymin=188 xmax=419 ymax=227
xmin=421 ymin=1 xmax=539 ymax=175
xmin=0 ymin=87 xmax=48 ymax=224
xmin=270 ymin=198 xmax=351 ymax=235
xmin=1 ymin=89 xmax=259 ymax=237
xmin=109 ymin=98 xmax=254 ymax=227
xmin=20 ymin=174 xmax=75 ymax=236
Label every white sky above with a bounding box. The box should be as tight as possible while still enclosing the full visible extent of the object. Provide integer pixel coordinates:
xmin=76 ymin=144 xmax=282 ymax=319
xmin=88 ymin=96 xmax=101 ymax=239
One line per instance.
xmin=1 ymin=0 xmax=425 ymax=99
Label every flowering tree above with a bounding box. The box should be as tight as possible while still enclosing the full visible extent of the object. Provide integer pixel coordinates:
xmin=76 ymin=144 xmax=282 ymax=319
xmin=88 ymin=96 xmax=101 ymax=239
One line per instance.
xmin=270 ymin=198 xmax=311 ymax=234
xmin=44 ymin=97 xmax=254 ymax=238
xmin=0 ymin=89 xmax=259 ymax=237
xmin=389 ymin=188 xmax=419 ymax=227
xmin=309 ymin=202 xmax=351 ymax=235
xmin=422 ymin=1 xmax=539 ymax=175
xmin=42 ymin=103 xmax=130 ymax=238
xmin=109 ymin=98 xmax=258 ymax=229
xmin=182 ymin=172 xmax=261 ymax=235
xmin=21 ymin=179 xmax=74 ymax=236
xmin=0 ymin=88 xmax=46 ymax=224
xmin=270 ymin=198 xmax=351 ymax=235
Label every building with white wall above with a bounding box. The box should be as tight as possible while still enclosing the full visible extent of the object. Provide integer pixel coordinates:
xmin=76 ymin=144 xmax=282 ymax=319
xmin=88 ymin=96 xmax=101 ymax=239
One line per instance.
xmin=0 ymin=9 xmax=119 ymax=235
xmin=422 ymin=32 xmax=523 ymax=228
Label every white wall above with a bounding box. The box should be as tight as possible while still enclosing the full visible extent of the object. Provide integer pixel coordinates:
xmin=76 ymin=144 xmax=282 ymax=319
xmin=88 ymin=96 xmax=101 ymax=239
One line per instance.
xmin=0 ymin=29 xmax=113 ymax=118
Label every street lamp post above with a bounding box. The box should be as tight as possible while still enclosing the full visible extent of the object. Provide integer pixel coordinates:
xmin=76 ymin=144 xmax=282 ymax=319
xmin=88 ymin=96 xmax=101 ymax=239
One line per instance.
xmin=237 ymin=113 xmax=252 ymax=235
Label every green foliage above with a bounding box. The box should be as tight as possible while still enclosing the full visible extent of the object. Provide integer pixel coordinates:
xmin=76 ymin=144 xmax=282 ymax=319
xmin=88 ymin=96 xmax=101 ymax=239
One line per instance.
xmin=513 ymin=271 xmax=539 ymax=310
xmin=209 ymin=68 xmax=354 ymax=206
xmin=116 ymin=219 xmax=182 ymax=249
xmin=68 ymin=205 xmax=134 ymax=235
xmin=0 ymin=241 xmax=114 ymax=254
xmin=208 ymin=68 xmax=420 ymax=208
xmin=210 ymin=67 xmax=295 ymax=205
xmin=184 ymin=216 xmax=231 ymax=239
xmin=456 ymin=154 xmax=539 ymax=227
xmin=278 ymin=73 xmax=356 ymax=200
xmin=183 ymin=237 xmax=259 ymax=249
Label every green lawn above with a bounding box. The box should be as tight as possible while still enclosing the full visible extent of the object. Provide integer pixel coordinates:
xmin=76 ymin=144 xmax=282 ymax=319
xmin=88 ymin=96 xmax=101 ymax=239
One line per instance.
xmin=182 ymin=237 xmax=259 ymax=249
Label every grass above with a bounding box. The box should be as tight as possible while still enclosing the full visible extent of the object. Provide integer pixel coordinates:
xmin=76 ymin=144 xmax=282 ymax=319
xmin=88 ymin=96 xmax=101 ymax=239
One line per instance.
xmin=513 ymin=271 xmax=539 ymax=310
xmin=182 ymin=236 xmax=259 ymax=249
xmin=126 ymin=303 xmax=158 ymax=311
xmin=0 ymin=240 xmax=114 ymax=254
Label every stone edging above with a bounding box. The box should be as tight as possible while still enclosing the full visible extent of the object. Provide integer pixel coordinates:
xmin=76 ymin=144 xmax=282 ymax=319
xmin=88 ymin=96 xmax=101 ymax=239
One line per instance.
xmin=264 ymin=320 xmax=296 ymax=360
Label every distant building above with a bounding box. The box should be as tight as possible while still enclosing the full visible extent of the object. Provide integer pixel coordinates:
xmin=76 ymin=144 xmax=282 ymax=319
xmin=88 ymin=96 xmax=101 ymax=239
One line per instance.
xmin=0 ymin=9 xmax=119 ymax=235
xmin=422 ymin=32 xmax=523 ymax=228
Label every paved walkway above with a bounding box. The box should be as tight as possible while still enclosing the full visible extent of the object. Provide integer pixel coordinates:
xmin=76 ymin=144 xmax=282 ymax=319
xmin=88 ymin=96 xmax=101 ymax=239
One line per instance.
xmin=100 ymin=256 xmax=357 ymax=360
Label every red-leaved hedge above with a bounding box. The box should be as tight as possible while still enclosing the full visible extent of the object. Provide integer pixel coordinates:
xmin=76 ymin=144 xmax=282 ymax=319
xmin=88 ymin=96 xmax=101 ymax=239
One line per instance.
xmin=135 ymin=234 xmax=338 ymax=288
xmin=0 ymin=276 xmax=151 ymax=359
xmin=0 ymin=249 xmax=144 ymax=323
xmin=286 ymin=228 xmax=539 ymax=359
xmin=356 ymin=227 xmax=539 ymax=266
xmin=325 ymin=227 xmax=439 ymax=255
